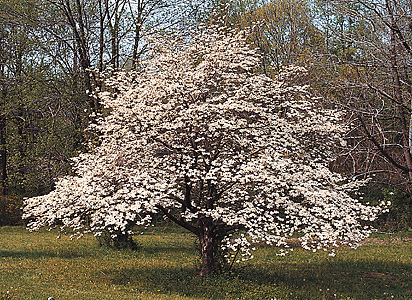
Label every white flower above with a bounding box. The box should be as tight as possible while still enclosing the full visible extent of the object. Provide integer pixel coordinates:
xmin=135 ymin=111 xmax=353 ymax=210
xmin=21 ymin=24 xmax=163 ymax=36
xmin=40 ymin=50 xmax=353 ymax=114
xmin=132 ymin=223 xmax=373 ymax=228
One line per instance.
xmin=23 ymin=25 xmax=385 ymax=263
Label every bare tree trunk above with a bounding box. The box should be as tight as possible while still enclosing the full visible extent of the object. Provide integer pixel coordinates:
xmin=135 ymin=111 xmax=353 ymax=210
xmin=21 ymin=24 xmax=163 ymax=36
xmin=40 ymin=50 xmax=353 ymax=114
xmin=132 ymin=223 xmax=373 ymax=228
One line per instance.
xmin=111 ymin=21 xmax=119 ymax=69
xmin=131 ymin=0 xmax=144 ymax=70
xmin=132 ymin=21 xmax=142 ymax=69
xmin=62 ymin=0 xmax=98 ymax=111
xmin=0 ymin=106 xmax=7 ymax=196
xmin=0 ymin=50 xmax=6 ymax=196
xmin=198 ymin=216 xmax=216 ymax=276
xmin=98 ymin=0 xmax=107 ymax=73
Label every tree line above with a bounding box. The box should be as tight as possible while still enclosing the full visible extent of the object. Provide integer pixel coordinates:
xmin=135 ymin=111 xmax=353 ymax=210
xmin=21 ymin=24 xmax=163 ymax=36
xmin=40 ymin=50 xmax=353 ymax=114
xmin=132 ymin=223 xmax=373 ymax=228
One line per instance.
xmin=1 ymin=0 xmax=412 ymax=230
xmin=0 ymin=0 xmax=204 ymax=224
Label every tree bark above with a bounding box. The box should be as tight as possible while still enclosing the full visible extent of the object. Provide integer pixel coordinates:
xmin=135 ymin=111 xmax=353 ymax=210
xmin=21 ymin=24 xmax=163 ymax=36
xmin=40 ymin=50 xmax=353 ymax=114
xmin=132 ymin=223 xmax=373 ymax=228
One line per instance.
xmin=198 ymin=216 xmax=216 ymax=276
xmin=131 ymin=0 xmax=143 ymax=70
xmin=0 ymin=27 xmax=7 ymax=196
xmin=0 ymin=109 xmax=7 ymax=196
xmin=98 ymin=0 xmax=107 ymax=73
xmin=62 ymin=0 xmax=98 ymax=111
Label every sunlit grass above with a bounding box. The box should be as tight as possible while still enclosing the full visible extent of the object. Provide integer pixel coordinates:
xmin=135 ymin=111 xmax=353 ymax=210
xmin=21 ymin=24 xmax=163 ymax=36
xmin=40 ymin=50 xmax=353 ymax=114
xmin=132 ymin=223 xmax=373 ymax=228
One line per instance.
xmin=1 ymin=226 xmax=411 ymax=300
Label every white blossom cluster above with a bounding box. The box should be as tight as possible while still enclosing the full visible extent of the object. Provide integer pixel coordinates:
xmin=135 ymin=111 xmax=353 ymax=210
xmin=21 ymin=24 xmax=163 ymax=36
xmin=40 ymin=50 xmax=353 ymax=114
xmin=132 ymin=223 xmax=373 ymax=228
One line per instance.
xmin=23 ymin=26 xmax=387 ymax=258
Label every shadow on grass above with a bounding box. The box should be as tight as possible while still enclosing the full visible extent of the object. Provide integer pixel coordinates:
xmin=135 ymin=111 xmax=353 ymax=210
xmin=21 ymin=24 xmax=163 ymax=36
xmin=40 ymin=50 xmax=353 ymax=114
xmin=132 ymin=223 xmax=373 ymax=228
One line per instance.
xmin=0 ymin=238 xmax=193 ymax=260
xmin=0 ymin=248 xmax=94 ymax=259
xmin=99 ymin=257 xmax=412 ymax=300
xmin=139 ymin=244 xmax=196 ymax=256
xmin=238 ymin=258 xmax=412 ymax=299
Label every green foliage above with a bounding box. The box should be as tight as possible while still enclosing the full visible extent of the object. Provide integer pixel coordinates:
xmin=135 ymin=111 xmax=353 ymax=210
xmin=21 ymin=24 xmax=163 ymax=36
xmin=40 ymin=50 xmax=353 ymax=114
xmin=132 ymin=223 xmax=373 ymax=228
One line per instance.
xmin=0 ymin=0 xmax=90 ymax=203
xmin=3 ymin=73 xmax=89 ymax=197
xmin=362 ymin=186 xmax=412 ymax=232
xmin=210 ymin=0 xmax=324 ymax=77
xmin=0 ymin=194 xmax=23 ymax=226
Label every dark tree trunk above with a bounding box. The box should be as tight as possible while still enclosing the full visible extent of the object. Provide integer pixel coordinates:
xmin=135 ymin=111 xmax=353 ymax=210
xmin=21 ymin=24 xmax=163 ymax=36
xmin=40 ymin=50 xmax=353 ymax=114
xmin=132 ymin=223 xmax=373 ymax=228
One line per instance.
xmin=198 ymin=216 xmax=216 ymax=276
xmin=131 ymin=0 xmax=143 ymax=70
xmin=63 ymin=0 xmax=99 ymax=112
xmin=0 ymin=113 xmax=7 ymax=196
xmin=98 ymin=0 xmax=106 ymax=73
xmin=0 ymin=29 xmax=7 ymax=197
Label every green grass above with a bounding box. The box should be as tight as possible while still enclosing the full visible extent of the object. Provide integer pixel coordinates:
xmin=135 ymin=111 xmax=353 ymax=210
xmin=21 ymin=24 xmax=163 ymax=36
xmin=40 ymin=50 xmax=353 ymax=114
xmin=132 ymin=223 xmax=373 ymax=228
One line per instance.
xmin=0 ymin=226 xmax=411 ymax=300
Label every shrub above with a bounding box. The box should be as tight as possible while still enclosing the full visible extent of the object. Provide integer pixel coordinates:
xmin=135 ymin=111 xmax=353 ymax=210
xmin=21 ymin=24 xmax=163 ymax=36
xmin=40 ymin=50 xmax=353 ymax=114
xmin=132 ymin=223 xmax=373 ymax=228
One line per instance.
xmin=0 ymin=193 xmax=23 ymax=226
xmin=362 ymin=185 xmax=412 ymax=231
xmin=96 ymin=229 xmax=139 ymax=251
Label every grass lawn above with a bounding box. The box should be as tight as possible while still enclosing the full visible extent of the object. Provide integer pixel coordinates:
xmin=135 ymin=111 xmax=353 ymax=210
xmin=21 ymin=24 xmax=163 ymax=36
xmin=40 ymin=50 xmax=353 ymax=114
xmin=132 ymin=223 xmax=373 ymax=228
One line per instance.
xmin=0 ymin=226 xmax=411 ymax=300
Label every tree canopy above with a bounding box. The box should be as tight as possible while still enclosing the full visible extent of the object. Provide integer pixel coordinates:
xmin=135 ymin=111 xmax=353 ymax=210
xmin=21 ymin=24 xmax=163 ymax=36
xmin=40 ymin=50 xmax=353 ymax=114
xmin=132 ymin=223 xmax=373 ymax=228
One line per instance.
xmin=23 ymin=25 xmax=387 ymax=275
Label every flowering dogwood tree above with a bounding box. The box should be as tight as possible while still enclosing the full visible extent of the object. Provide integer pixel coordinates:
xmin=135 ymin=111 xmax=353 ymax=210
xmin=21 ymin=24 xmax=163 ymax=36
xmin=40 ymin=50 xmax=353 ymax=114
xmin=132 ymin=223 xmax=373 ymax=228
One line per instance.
xmin=23 ymin=26 xmax=387 ymax=275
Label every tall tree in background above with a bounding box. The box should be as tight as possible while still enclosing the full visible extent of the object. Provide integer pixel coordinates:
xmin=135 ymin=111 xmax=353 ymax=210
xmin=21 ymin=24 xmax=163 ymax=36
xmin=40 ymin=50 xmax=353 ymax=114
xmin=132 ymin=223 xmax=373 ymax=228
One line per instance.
xmin=0 ymin=0 xmax=89 ymax=198
xmin=317 ymin=1 xmax=412 ymax=190
xmin=242 ymin=0 xmax=323 ymax=75
xmin=0 ymin=14 xmax=8 ymax=196
xmin=0 ymin=0 xmax=36 ymax=197
xmin=311 ymin=0 xmax=412 ymax=230
xmin=0 ymin=0 xmax=207 ymax=225
xmin=208 ymin=0 xmax=324 ymax=77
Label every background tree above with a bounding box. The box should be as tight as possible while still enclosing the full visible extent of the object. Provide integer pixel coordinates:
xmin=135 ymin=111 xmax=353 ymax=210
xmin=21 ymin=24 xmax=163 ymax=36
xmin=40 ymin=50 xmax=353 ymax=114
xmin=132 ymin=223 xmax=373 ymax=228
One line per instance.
xmin=23 ymin=26 xmax=386 ymax=275
xmin=0 ymin=0 xmax=203 ymax=226
xmin=0 ymin=0 xmax=90 ymax=199
xmin=208 ymin=0 xmax=324 ymax=77
xmin=314 ymin=0 xmax=412 ymax=229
